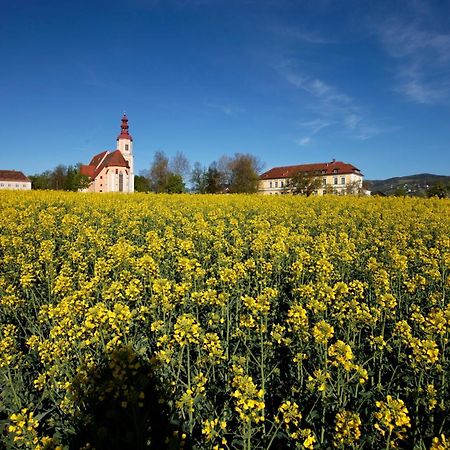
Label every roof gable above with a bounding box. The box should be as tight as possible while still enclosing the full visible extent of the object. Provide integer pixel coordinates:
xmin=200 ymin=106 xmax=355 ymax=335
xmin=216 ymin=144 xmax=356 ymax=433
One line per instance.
xmin=82 ymin=150 xmax=130 ymax=180
xmin=89 ymin=151 xmax=108 ymax=168
xmin=80 ymin=165 xmax=95 ymax=178
xmin=103 ymin=150 xmax=129 ymax=168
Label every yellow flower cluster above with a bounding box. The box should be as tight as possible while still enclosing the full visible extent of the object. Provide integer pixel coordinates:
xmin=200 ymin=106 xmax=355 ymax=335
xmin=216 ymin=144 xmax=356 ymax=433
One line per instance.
xmin=333 ymin=410 xmax=361 ymax=447
xmin=374 ymin=395 xmax=411 ymax=443
xmin=8 ymin=409 xmax=61 ymax=450
xmin=231 ymin=371 xmax=265 ymax=424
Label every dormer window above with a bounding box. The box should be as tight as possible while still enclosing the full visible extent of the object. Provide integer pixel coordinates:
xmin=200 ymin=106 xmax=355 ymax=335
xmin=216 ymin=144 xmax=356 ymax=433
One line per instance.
xmin=321 ymin=170 xmax=326 ymax=174
xmin=333 ymin=169 xmax=339 ymax=174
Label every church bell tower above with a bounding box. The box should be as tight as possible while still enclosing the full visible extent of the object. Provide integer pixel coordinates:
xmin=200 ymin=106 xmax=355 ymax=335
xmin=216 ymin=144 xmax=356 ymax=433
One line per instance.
xmin=117 ymin=113 xmax=134 ymax=192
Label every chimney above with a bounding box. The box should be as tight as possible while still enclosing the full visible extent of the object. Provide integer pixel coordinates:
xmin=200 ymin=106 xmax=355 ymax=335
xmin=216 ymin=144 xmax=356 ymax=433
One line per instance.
xmin=331 ymin=158 xmax=336 ymax=163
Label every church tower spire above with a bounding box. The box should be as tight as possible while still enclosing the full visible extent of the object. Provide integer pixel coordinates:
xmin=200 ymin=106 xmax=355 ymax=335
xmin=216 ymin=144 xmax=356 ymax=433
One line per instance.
xmin=118 ymin=113 xmax=133 ymax=141
xmin=117 ymin=113 xmax=134 ymax=192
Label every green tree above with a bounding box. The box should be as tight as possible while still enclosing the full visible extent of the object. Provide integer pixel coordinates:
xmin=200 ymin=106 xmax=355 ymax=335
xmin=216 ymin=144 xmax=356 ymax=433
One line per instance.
xmin=149 ymin=151 xmax=170 ymax=193
xmin=205 ymin=163 xmax=223 ymax=193
xmin=166 ymin=173 xmax=185 ymax=193
xmin=73 ymin=172 xmax=91 ymax=191
xmin=427 ymin=182 xmax=448 ymax=198
xmin=346 ymin=180 xmax=363 ymax=195
xmin=190 ymin=162 xmax=207 ymax=193
xmin=228 ymin=153 xmax=262 ymax=193
xmin=51 ymin=165 xmax=67 ymax=190
xmin=170 ymin=151 xmax=191 ymax=186
xmin=288 ymin=171 xmax=322 ymax=196
xmin=134 ymin=175 xmax=151 ymax=192
xmin=29 ymin=171 xmax=52 ymax=190
xmin=392 ymin=186 xmax=408 ymax=197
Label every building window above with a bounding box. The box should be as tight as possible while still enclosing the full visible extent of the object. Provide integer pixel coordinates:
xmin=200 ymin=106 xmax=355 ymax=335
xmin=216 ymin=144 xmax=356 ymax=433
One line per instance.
xmin=23 ymin=184 xmax=26 ymax=187
xmin=322 ymin=178 xmax=327 ymax=186
xmin=334 ymin=177 xmax=338 ymax=185
xmin=341 ymin=177 xmax=345 ymax=185
xmin=100 ymin=176 xmax=103 ymax=179
xmin=321 ymin=170 xmax=326 ymax=174
xmin=116 ymin=169 xmax=118 ymax=175
xmin=125 ymin=144 xmax=129 ymax=151
xmin=275 ymin=181 xmax=278 ymax=188
xmin=269 ymin=181 xmax=272 ymax=188
xmin=281 ymin=181 xmax=284 ymax=187
xmin=119 ymin=173 xmax=124 ymax=192
xmin=16 ymin=184 xmax=19 ymax=187
xmin=333 ymin=169 xmax=339 ymax=174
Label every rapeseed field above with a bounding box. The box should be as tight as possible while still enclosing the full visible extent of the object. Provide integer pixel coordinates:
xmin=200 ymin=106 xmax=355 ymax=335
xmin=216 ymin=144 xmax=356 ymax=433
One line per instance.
xmin=0 ymin=191 xmax=449 ymax=449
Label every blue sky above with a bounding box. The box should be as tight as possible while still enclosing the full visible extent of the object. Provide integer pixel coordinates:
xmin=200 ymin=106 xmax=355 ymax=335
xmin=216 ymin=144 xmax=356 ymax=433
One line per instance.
xmin=1 ymin=0 xmax=450 ymax=179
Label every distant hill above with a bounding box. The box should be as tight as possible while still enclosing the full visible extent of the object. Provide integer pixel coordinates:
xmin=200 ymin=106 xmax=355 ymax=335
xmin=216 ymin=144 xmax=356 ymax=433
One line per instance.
xmin=366 ymin=173 xmax=450 ymax=196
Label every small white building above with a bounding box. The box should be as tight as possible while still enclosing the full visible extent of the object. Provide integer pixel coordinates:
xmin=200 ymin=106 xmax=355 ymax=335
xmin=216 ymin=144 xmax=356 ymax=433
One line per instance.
xmin=259 ymin=160 xmax=368 ymax=195
xmin=80 ymin=114 xmax=134 ymax=193
xmin=0 ymin=170 xmax=32 ymax=190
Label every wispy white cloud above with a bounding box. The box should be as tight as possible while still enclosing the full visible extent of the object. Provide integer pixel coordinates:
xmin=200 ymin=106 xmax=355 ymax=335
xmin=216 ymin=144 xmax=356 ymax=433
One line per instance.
xmin=378 ymin=18 xmax=450 ymax=104
xmin=296 ymin=137 xmax=312 ymax=146
xmin=204 ymin=101 xmax=243 ymax=116
xmin=269 ymin=25 xmax=335 ymax=45
xmin=298 ymin=118 xmax=332 ymax=134
xmin=280 ymin=60 xmax=390 ymax=142
xmin=283 ymin=71 xmax=351 ymax=106
xmin=296 ymin=119 xmax=333 ymax=146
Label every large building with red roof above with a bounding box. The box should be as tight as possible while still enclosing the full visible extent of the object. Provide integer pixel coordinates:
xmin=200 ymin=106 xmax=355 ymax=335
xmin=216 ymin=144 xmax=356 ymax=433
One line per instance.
xmin=80 ymin=114 xmax=134 ymax=193
xmin=259 ymin=160 xmax=367 ymax=195
xmin=0 ymin=170 xmax=31 ymax=190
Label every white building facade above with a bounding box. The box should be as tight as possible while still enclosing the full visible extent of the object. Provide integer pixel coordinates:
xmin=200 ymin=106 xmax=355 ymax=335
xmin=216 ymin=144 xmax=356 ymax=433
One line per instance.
xmin=0 ymin=170 xmax=32 ymax=190
xmin=259 ymin=160 xmax=368 ymax=195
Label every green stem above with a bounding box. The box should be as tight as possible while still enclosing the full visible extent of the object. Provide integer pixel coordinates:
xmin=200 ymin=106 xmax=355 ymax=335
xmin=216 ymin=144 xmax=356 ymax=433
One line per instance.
xmin=187 ymin=345 xmax=193 ymax=435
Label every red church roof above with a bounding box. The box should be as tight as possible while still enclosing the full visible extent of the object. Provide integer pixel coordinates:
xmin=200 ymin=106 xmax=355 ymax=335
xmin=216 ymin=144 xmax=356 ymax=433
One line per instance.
xmin=80 ymin=165 xmax=95 ymax=178
xmin=89 ymin=151 xmax=108 ymax=168
xmin=102 ymin=150 xmax=129 ymax=169
xmin=81 ymin=150 xmax=130 ymax=180
xmin=260 ymin=160 xmax=362 ymax=180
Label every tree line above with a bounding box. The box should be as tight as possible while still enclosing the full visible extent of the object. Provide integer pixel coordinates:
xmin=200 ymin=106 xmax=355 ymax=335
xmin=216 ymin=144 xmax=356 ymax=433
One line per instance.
xmin=135 ymin=151 xmax=263 ymax=193
xmin=29 ymin=164 xmax=90 ymax=191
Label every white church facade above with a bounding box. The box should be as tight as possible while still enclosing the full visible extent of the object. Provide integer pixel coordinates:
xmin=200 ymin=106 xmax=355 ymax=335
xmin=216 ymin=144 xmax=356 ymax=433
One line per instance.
xmin=81 ymin=114 xmax=134 ymax=193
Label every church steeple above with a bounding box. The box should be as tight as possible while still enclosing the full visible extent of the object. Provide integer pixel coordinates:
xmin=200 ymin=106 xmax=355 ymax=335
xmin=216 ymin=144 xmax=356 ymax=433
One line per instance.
xmin=116 ymin=113 xmax=134 ymax=192
xmin=117 ymin=113 xmax=133 ymax=141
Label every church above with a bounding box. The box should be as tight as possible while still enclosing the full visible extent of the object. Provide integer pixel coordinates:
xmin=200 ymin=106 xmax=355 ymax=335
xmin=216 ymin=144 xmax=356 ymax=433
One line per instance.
xmin=80 ymin=114 xmax=134 ymax=193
